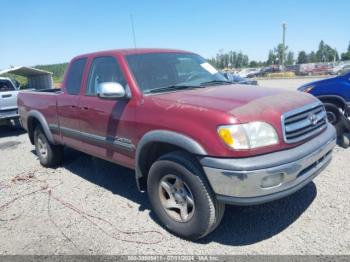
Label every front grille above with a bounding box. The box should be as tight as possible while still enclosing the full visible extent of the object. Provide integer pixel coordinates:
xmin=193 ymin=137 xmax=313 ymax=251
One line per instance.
xmin=282 ymin=102 xmax=327 ymax=143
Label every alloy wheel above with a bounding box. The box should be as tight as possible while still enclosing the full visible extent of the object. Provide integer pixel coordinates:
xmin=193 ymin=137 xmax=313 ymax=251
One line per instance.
xmin=158 ymin=174 xmax=195 ymax=222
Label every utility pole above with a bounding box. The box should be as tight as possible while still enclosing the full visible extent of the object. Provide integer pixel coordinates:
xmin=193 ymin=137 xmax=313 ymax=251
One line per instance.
xmin=282 ymin=22 xmax=286 ymax=71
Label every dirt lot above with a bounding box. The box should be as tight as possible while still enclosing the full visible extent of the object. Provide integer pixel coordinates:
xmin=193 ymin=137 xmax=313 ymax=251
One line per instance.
xmin=258 ymin=76 xmax=328 ymax=90
xmin=0 ymin=77 xmax=349 ymax=255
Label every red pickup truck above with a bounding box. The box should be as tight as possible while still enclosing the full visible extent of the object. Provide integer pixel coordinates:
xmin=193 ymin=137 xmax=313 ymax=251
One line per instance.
xmin=18 ymin=49 xmax=336 ymax=240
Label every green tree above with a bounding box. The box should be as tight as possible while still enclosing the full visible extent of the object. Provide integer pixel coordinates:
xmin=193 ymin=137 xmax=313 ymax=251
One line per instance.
xmin=208 ymin=50 xmax=250 ymax=69
xmin=242 ymin=54 xmax=249 ymax=67
xmin=274 ymin=43 xmax=288 ymax=65
xmin=35 ymin=62 xmax=68 ymax=83
xmin=341 ymin=52 xmax=350 ymax=61
xmin=341 ymin=42 xmax=350 ymax=61
xmin=308 ymin=51 xmax=317 ymax=63
xmin=207 ymin=58 xmax=217 ymax=68
xmin=316 ymin=40 xmax=339 ymax=62
xmin=249 ymin=61 xmax=258 ymax=67
xmin=266 ymin=44 xmax=288 ymax=66
xmin=316 ymin=40 xmax=327 ymax=62
xmin=286 ymin=51 xmax=294 ymax=65
xmin=266 ymin=50 xmax=277 ymax=65
xmin=297 ymin=51 xmax=308 ymax=64
xmin=235 ymin=52 xmax=243 ymax=68
xmin=334 ymin=49 xmax=340 ymax=61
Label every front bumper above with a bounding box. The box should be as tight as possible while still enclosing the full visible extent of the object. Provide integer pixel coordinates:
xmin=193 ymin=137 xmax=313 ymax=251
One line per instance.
xmin=0 ymin=109 xmax=19 ymax=120
xmin=200 ymin=124 xmax=336 ymax=206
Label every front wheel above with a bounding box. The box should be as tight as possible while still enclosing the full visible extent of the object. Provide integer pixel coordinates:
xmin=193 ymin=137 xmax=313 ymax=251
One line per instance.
xmin=324 ymin=103 xmax=350 ymax=148
xmin=324 ymin=103 xmax=342 ymax=126
xmin=147 ymin=151 xmax=225 ymax=240
xmin=324 ymin=103 xmax=348 ymax=136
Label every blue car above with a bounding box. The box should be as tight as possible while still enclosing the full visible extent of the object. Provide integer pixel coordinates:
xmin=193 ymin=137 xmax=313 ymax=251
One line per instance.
xmin=298 ymin=71 xmax=350 ymax=136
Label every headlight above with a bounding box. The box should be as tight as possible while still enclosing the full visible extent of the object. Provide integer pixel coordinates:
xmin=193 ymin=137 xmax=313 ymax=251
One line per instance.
xmin=218 ymin=122 xmax=278 ymax=149
xmin=299 ymin=85 xmax=314 ymax=93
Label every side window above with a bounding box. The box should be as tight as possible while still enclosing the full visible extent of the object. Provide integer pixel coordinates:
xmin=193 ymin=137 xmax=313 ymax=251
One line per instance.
xmin=86 ymin=56 xmax=127 ymax=96
xmin=65 ymin=58 xmax=87 ymax=95
xmin=0 ymin=80 xmax=15 ymax=92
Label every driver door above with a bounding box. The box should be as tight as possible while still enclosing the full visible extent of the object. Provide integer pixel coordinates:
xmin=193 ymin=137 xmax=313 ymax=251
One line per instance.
xmin=78 ymin=56 xmax=135 ymax=167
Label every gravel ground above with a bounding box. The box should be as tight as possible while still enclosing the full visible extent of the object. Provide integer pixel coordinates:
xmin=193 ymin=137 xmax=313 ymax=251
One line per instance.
xmin=258 ymin=77 xmax=328 ymax=90
xmin=0 ymin=78 xmax=349 ymax=255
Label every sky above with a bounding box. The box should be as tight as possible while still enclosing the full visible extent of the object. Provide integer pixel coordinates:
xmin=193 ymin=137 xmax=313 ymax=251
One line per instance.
xmin=1 ymin=0 xmax=349 ymax=69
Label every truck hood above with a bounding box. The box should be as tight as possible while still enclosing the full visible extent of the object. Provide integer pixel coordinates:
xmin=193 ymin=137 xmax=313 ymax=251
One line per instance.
xmin=150 ymin=84 xmax=317 ymax=122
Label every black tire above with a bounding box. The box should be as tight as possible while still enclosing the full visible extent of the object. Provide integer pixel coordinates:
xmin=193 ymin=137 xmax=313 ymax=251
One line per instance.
xmin=209 ymin=199 xmax=226 ymax=233
xmin=147 ymin=151 xmax=225 ymax=240
xmin=11 ymin=118 xmax=22 ymax=130
xmin=324 ymin=103 xmax=341 ymax=126
xmin=324 ymin=103 xmax=347 ymax=137
xmin=34 ymin=126 xmax=63 ymax=167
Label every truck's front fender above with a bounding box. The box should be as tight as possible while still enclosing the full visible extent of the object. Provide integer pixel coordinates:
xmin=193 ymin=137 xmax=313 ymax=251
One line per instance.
xmin=135 ymin=130 xmax=207 ymax=191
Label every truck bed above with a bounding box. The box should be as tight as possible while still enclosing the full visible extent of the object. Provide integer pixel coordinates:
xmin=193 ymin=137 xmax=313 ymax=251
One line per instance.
xmin=17 ymin=89 xmax=61 ymax=132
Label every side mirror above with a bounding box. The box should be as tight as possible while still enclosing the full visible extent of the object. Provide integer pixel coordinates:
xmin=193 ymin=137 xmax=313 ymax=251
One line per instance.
xmin=97 ymin=82 xmax=126 ymax=99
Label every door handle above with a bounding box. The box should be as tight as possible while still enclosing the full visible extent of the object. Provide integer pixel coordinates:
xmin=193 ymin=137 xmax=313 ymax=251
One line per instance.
xmin=70 ymin=105 xmax=77 ymax=109
xmin=2 ymin=94 xmax=11 ymax=98
xmin=82 ymin=107 xmax=89 ymax=110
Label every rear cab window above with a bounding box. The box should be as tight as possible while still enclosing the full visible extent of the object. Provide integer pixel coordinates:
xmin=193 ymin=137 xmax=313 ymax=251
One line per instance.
xmin=65 ymin=58 xmax=87 ymax=95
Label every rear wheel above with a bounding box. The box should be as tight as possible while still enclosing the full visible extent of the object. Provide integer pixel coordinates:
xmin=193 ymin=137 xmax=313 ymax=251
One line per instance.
xmin=34 ymin=126 xmax=63 ymax=167
xmin=147 ymin=151 xmax=225 ymax=240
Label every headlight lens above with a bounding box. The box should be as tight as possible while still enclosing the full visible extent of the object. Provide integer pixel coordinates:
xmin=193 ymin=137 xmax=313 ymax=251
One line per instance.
xmin=218 ymin=122 xmax=278 ymax=149
xmin=300 ymin=85 xmax=314 ymax=93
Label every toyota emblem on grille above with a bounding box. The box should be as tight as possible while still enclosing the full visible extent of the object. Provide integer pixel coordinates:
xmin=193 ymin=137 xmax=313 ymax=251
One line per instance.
xmin=308 ymin=113 xmax=318 ymax=125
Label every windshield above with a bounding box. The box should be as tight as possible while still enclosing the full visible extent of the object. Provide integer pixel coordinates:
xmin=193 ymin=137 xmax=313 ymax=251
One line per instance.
xmin=125 ymin=53 xmax=227 ymax=93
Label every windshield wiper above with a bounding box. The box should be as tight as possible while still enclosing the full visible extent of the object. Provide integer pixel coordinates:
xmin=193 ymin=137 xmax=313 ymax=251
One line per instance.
xmin=200 ymin=80 xmax=232 ymax=86
xmin=146 ymin=85 xmax=204 ymax=94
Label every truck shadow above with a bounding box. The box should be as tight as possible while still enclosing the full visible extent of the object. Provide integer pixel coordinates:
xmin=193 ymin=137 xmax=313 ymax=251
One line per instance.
xmin=197 ymin=182 xmax=316 ymax=245
xmin=51 ymin=148 xmax=151 ymax=211
xmin=0 ymin=125 xmax=25 ymax=138
xmin=35 ymin=147 xmax=317 ymax=246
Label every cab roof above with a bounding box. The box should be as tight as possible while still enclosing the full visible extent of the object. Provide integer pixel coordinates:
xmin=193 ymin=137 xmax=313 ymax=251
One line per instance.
xmin=73 ymin=48 xmax=194 ymax=60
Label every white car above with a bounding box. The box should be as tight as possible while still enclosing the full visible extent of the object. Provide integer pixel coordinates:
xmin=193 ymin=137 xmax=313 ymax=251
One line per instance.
xmin=238 ymin=68 xmax=261 ymax=78
xmin=0 ymin=77 xmax=20 ymax=125
xmin=332 ymin=62 xmax=350 ymax=75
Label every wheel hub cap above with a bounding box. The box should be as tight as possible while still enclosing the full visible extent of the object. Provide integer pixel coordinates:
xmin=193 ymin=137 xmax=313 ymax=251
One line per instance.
xmin=158 ymin=174 xmax=195 ymax=222
xmin=37 ymin=136 xmax=48 ymax=158
xmin=327 ymin=111 xmax=337 ymax=124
